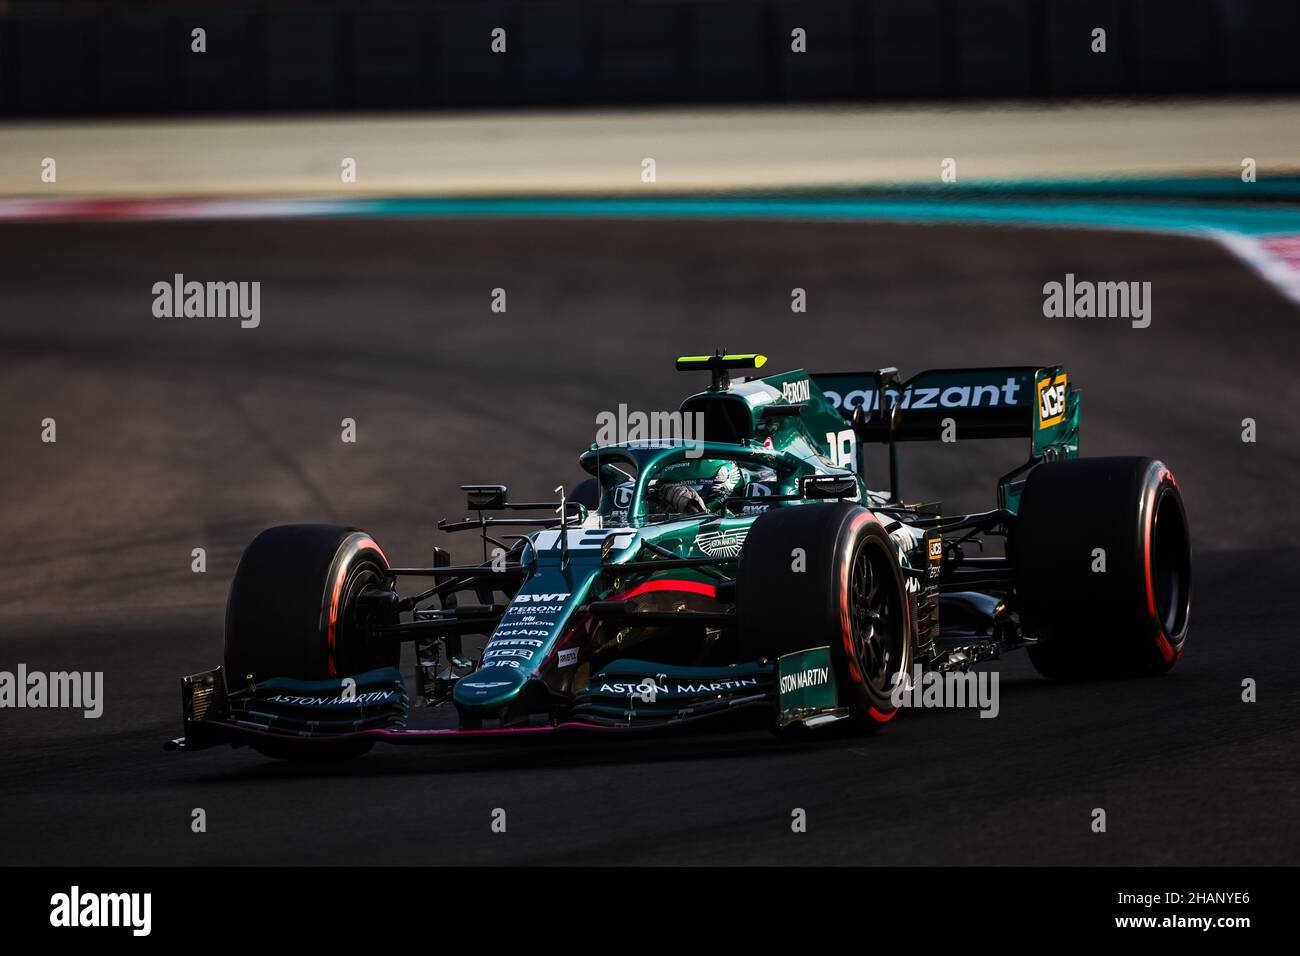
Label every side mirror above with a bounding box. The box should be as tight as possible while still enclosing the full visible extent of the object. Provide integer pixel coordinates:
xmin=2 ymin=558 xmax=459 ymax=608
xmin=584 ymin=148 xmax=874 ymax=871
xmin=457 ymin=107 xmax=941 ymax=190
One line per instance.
xmin=801 ymin=474 xmax=857 ymax=499
xmin=462 ymin=484 xmax=507 ymax=510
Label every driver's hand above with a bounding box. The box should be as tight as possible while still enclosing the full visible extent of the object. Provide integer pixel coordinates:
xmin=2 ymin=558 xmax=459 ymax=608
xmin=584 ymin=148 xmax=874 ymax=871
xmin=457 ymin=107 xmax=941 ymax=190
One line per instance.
xmin=658 ymin=482 xmax=709 ymax=515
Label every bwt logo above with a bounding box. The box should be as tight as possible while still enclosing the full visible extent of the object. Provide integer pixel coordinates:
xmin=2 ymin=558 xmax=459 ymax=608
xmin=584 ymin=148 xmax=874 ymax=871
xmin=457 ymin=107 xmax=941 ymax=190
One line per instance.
xmin=50 ymin=886 xmax=151 ymax=936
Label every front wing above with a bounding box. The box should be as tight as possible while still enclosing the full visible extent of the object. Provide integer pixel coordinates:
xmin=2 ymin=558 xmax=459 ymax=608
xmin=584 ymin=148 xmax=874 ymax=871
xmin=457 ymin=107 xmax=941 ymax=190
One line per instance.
xmin=165 ymin=647 xmax=846 ymax=752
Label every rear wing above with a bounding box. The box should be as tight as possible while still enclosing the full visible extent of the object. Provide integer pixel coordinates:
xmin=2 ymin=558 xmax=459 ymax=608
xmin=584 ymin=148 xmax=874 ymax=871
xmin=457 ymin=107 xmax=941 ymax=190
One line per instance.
xmin=811 ymin=366 xmax=1079 ymax=509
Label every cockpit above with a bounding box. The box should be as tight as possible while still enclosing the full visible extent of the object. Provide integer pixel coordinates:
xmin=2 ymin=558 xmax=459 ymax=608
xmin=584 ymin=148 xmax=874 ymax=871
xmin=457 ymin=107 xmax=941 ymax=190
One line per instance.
xmin=585 ymin=445 xmax=797 ymax=526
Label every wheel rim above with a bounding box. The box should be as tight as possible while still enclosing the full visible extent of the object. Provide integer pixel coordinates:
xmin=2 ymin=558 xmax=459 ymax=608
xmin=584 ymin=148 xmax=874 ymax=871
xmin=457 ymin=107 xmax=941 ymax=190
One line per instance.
xmin=848 ymin=537 xmax=904 ymax=690
xmin=1151 ymin=489 xmax=1191 ymax=639
xmin=335 ymin=558 xmax=391 ymax=675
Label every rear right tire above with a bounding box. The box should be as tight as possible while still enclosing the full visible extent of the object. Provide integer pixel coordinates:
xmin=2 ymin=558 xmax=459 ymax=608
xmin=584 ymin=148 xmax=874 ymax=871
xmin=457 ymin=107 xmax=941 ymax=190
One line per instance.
xmin=1012 ymin=457 xmax=1190 ymax=679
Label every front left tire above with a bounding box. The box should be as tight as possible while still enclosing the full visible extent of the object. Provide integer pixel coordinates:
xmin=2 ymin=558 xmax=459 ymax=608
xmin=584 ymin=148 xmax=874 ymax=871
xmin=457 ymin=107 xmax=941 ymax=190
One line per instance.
xmin=224 ymin=524 xmax=398 ymax=695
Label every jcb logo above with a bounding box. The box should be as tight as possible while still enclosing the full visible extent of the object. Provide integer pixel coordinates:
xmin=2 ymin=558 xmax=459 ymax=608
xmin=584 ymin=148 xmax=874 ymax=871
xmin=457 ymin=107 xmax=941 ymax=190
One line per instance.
xmin=1037 ymin=373 xmax=1067 ymax=428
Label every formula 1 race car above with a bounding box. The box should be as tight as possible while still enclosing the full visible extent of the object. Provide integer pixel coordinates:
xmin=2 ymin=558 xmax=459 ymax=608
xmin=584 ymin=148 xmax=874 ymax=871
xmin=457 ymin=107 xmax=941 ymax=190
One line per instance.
xmin=167 ymin=352 xmax=1191 ymax=759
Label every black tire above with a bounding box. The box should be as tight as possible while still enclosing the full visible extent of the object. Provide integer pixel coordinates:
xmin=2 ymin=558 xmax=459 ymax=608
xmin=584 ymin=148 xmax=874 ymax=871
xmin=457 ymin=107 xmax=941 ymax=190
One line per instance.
xmin=1013 ymin=457 xmax=1190 ymax=679
xmin=224 ymin=524 xmax=398 ymax=694
xmin=737 ymin=502 xmax=911 ymax=731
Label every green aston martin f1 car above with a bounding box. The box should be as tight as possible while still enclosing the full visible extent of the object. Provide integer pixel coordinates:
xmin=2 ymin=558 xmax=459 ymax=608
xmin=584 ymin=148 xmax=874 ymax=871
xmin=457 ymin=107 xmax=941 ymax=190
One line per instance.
xmin=168 ymin=352 xmax=1191 ymax=758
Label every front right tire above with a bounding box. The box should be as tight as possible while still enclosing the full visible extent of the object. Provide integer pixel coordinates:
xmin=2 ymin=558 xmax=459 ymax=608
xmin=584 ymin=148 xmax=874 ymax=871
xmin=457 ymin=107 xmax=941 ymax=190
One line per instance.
xmin=736 ymin=502 xmax=911 ymax=731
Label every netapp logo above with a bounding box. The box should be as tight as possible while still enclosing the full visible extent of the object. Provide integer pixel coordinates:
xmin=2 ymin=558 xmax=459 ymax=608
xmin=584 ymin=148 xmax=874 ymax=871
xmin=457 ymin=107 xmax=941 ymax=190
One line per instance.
xmin=50 ymin=886 xmax=151 ymax=936
xmin=823 ymin=377 xmax=1021 ymax=413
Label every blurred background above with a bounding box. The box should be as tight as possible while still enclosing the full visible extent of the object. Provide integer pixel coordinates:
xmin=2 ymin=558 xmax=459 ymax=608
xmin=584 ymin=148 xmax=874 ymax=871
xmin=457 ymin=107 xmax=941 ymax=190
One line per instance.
xmin=1 ymin=0 xmax=1298 ymax=114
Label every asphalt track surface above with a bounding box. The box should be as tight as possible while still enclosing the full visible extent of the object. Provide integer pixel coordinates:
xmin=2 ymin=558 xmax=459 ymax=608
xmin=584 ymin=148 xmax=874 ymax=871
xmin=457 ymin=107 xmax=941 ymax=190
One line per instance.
xmin=1 ymin=216 xmax=1298 ymax=865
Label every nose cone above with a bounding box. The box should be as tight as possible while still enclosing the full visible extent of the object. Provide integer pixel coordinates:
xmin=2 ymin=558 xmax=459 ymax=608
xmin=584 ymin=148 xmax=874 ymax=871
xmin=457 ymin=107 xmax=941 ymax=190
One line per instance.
xmin=453 ymin=664 xmax=527 ymax=711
